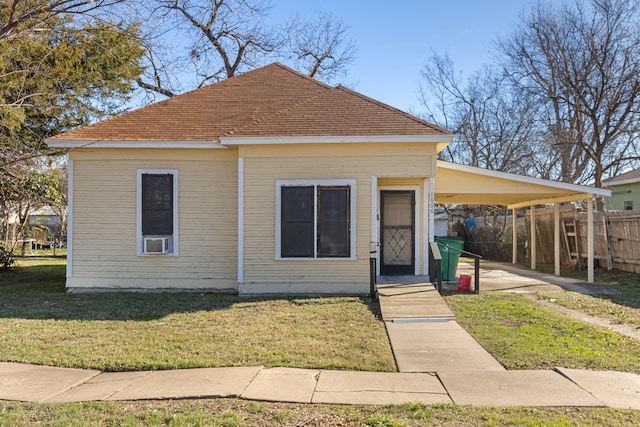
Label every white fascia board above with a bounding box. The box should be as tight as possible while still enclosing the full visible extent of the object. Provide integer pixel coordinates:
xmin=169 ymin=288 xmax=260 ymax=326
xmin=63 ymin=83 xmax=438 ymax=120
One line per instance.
xmin=45 ymin=139 xmax=227 ymax=149
xmin=604 ymin=177 xmax=640 ymax=187
xmin=438 ymin=160 xmax=611 ymax=198
xmin=220 ymin=135 xmax=455 ymax=145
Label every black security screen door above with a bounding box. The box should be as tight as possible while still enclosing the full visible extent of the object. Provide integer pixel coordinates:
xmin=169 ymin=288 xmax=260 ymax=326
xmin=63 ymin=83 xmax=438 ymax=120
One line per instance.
xmin=380 ymin=191 xmax=415 ymax=275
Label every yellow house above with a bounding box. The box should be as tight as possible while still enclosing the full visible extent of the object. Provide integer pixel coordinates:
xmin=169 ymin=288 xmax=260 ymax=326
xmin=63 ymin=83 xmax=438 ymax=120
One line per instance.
xmin=47 ymin=63 xmax=610 ymax=293
xmin=47 ymin=63 xmax=452 ymax=294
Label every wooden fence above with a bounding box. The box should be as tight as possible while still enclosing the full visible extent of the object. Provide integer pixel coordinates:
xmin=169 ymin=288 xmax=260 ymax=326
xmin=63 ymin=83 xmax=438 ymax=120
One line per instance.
xmin=455 ymin=208 xmax=640 ymax=274
xmin=607 ymin=211 xmax=640 ymax=273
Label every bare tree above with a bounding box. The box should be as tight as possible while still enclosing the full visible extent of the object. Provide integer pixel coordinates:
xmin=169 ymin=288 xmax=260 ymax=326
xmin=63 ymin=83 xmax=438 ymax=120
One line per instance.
xmin=284 ymin=12 xmax=357 ymax=82
xmin=419 ymin=53 xmax=535 ymax=174
xmin=133 ymin=0 xmax=357 ymax=98
xmin=152 ymin=0 xmax=279 ymax=95
xmin=498 ymin=0 xmax=640 ymax=186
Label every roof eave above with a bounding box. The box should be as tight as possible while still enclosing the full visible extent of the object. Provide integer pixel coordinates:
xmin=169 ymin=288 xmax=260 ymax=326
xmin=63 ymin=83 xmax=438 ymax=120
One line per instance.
xmin=220 ymin=135 xmax=454 ymax=145
xmin=604 ymin=177 xmax=640 ymax=186
xmin=45 ymin=139 xmax=227 ymax=149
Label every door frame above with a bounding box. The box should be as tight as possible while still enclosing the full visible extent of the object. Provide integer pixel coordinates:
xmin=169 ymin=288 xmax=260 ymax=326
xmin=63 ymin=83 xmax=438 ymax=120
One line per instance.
xmin=379 ymin=187 xmax=421 ymax=275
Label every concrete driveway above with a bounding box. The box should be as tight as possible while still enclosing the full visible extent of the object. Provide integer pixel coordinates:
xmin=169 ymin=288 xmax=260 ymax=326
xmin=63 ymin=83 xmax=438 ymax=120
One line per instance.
xmin=455 ymin=261 xmax=618 ymax=294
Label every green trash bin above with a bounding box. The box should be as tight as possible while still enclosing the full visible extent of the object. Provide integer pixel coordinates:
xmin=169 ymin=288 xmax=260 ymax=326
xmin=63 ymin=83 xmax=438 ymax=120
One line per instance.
xmin=435 ymin=236 xmax=465 ymax=281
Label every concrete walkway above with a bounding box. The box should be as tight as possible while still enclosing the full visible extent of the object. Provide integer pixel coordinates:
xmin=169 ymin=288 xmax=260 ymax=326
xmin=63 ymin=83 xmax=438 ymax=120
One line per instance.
xmin=2 ymin=362 xmax=639 ymax=408
xmin=377 ymin=280 xmax=505 ymax=372
xmin=1 ymin=263 xmax=639 ymax=408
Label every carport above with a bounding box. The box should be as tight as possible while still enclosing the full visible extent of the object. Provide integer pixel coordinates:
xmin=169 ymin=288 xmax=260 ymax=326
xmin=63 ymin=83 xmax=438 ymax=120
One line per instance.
xmin=433 ymin=161 xmax=612 ymax=283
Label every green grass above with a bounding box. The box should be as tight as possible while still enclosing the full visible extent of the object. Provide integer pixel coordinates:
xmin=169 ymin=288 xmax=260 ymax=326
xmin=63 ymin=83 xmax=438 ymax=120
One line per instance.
xmin=2 ymin=260 xmax=640 ymax=424
xmin=0 ymin=400 xmax=639 ymax=426
xmin=531 ymin=264 xmax=640 ymax=309
xmin=535 ymin=290 xmax=640 ymax=329
xmin=528 ymin=263 xmax=640 ymax=330
xmin=445 ymin=292 xmax=640 ymax=373
xmin=12 ymin=247 xmax=68 ymax=258
xmin=0 ymin=258 xmax=395 ymax=372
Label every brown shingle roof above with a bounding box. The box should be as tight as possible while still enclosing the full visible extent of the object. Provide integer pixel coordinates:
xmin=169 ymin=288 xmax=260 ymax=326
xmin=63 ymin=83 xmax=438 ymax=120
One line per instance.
xmin=50 ymin=63 xmax=451 ymax=142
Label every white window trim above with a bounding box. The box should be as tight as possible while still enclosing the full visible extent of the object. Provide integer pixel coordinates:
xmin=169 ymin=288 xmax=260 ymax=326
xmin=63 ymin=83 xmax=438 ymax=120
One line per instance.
xmin=137 ymin=169 xmax=179 ymax=256
xmin=276 ymin=179 xmax=357 ymax=260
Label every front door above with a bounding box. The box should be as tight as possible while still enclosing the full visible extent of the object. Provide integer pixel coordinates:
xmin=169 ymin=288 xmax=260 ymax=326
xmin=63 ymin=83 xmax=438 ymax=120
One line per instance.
xmin=380 ymin=191 xmax=415 ymax=275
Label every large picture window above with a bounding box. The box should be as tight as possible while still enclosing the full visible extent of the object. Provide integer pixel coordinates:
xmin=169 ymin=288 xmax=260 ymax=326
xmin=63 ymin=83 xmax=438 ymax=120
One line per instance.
xmin=137 ymin=169 xmax=178 ymax=256
xmin=277 ymin=180 xmax=356 ymax=259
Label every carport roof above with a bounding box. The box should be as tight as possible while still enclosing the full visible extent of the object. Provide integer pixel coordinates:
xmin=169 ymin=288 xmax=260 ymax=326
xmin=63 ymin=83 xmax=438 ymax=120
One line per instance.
xmin=435 ymin=161 xmax=611 ymax=208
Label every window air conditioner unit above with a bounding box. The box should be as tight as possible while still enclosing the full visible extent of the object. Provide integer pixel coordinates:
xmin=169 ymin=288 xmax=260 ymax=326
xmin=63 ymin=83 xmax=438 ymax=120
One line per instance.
xmin=144 ymin=237 xmax=169 ymax=254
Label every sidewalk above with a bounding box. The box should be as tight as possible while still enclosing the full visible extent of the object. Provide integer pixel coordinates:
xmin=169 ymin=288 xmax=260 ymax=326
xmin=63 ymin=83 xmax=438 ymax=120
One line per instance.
xmin=1 ymin=362 xmax=639 ymax=408
xmin=1 ymin=263 xmax=639 ymax=408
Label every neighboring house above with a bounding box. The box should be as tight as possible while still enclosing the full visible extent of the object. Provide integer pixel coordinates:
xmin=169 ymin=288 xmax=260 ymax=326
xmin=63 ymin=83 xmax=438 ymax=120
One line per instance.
xmin=603 ymin=168 xmax=640 ymax=210
xmin=46 ymin=63 xmax=610 ymax=293
xmin=3 ymin=206 xmax=63 ymax=246
xmin=28 ymin=206 xmax=64 ymax=248
xmin=28 ymin=206 xmax=62 ymax=228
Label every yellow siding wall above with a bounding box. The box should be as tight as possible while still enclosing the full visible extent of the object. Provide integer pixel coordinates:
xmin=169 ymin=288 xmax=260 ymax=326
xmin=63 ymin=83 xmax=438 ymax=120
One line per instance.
xmin=66 ymin=141 xmax=439 ymax=293
xmin=379 ymin=178 xmax=426 ymax=187
xmin=239 ymin=143 xmax=436 ymax=294
xmin=68 ymin=148 xmax=238 ymax=290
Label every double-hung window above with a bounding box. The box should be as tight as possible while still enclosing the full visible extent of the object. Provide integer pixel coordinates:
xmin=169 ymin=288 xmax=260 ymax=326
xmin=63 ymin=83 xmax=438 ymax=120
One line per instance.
xmin=277 ymin=179 xmax=356 ymax=259
xmin=137 ymin=169 xmax=178 ymax=256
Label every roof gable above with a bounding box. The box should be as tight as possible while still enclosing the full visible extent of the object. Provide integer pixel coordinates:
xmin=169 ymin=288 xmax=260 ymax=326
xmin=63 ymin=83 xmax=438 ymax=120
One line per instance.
xmin=603 ymin=168 xmax=640 ymax=186
xmin=48 ymin=63 xmax=451 ymax=145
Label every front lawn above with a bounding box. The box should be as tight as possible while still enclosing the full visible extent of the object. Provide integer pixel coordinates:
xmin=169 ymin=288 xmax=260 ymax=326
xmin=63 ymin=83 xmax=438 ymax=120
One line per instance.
xmin=0 ymin=400 xmax=639 ymax=426
xmin=2 ymin=259 xmax=640 ymax=425
xmin=0 ymin=258 xmax=395 ymax=372
xmin=446 ymin=292 xmax=640 ymax=373
xmin=532 ymin=265 xmax=640 ymax=329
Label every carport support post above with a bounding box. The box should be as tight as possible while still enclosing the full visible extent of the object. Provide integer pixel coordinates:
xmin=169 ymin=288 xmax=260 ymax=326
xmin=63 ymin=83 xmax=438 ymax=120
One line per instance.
xmin=530 ymin=204 xmax=536 ymax=270
xmin=554 ymin=203 xmax=560 ymax=276
xmin=587 ymin=197 xmax=594 ymax=283
xmin=512 ymin=208 xmax=517 ymax=264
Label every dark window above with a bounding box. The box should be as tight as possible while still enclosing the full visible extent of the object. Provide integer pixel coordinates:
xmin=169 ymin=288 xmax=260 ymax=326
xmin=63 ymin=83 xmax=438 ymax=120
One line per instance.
xmin=142 ymin=173 xmax=174 ymax=235
xmin=281 ymin=186 xmax=314 ymax=257
xmin=624 ymin=200 xmax=633 ymax=210
xmin=318 ymin=187 xmax=350 ymax=257
xmin=280 ymin=185 xmax=350 ymax=258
